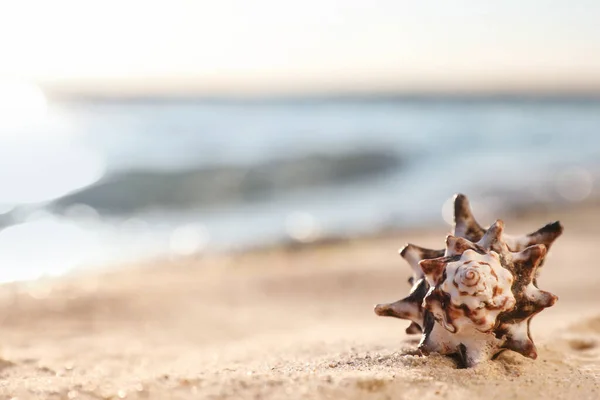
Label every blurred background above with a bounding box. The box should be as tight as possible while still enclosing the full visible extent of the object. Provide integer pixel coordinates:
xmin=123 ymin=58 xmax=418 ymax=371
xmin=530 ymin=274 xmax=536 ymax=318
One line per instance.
xmin=0 ymin=0 xmax=599 ymax=282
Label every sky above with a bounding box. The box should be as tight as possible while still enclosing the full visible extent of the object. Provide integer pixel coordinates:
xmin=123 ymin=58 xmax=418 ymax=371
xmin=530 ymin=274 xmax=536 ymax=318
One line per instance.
xmin=1 ymin=0 xmax=599 ymax=96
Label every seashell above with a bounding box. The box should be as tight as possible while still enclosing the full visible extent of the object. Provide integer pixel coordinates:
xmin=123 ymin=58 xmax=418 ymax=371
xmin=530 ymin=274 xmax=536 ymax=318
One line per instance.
xmin=374 ymin=194 xmax=563 ymax=367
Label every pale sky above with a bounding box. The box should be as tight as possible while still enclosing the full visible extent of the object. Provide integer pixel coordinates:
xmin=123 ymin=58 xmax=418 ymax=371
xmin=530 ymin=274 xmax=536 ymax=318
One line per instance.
xmin=1 ymin=0 xmax=599 ymax=96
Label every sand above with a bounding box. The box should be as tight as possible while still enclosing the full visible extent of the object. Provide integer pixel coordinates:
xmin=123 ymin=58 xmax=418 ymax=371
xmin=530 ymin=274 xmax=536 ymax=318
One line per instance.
xmin=0 ymin=205 xmax=599 ymax=399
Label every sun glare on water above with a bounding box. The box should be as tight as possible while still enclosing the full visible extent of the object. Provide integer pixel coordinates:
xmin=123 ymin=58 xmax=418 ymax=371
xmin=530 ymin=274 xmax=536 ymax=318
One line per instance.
xmin=0 ymin=79 xmax=106 ymax=205
xmin=0 ymin=79 xmax=48 ymax=131
xmin=0 ymin=79 xmax=110 ymax=282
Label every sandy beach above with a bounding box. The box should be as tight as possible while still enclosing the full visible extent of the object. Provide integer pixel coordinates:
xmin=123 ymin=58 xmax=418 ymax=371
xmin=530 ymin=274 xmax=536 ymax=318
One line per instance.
xmin=3 ymin=0 xmax=599 ymax=398
xmin=0 ymin=203 xmax=599 ymax=400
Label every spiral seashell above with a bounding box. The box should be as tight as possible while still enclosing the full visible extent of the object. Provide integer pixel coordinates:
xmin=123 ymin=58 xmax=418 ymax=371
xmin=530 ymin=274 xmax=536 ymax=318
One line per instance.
xmin=374 ymin=194 xmax=562 ymax=367
xmin=459 ymin=266 xmax=480 ymax=288
xmin=434 ymin=248 xmax=516 ymax=333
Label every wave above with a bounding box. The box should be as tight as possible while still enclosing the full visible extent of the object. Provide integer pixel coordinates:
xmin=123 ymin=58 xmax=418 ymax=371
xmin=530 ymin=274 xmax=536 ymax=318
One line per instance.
xmin=50 ymin=149 xmax=404 ymax=215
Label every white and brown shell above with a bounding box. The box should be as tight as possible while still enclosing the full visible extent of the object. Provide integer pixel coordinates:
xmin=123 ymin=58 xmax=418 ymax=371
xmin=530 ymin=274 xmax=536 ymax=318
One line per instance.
xmin=374 ymin=194 xmax=563 ymax=367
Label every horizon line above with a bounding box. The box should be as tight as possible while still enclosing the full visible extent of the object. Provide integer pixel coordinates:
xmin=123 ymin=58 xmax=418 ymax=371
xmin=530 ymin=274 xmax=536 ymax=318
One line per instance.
xmin=48 ymin=90 xmax=600 ymax=103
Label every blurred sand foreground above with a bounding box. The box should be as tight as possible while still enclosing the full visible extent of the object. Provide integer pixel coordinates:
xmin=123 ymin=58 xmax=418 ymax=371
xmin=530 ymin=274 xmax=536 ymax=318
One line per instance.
xmin=0 ymin=205 xmax=599 ymax=399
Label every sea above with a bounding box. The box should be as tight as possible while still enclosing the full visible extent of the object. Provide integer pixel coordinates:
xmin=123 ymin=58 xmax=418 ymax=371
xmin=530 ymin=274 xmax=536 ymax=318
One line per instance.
xmin=1 ymin=96 xmax=599 ymax=282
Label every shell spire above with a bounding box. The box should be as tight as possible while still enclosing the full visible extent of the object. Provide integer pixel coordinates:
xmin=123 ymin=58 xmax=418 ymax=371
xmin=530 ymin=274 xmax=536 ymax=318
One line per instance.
xmin=374 ymin=194 xmax=563 ymax=367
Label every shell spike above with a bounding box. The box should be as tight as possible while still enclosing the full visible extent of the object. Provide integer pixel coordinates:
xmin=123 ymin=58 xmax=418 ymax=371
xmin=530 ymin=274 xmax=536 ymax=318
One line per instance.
xmin=501 ymin=322 xmax=538 ymax=359
xmin=513 ymin=244 xmax=547 ymax=278
xmin=526 ymin=288 xmax=558 ymax=308
xmin=457 ymin=341 xmax=500 ymax=368
xmin=400 ymin=244 xmax=445 ymax=280
xmin=504 ymin=337 xmax=538 ymax=359
xmin=405 ymin=322 xmax=422 ymax=334
xmin=445 ymin=235 xmax=478 ymax=256
xmin=525 ymin=221 xmax=564 ymax=249
xmin=478 ymin=220 xmax=505 ymax=252
xmin=419 ymin=258 xmax=447 ymax=285
xmin=374 ymin=278 xmax=428 ymax=322
xmin=374 ymin=298 xmax=420 ymax=320
xmin=453 ymin=193 xmax=485 ymax=241
xmin=503 ymin=221 xmax=564 ymax=255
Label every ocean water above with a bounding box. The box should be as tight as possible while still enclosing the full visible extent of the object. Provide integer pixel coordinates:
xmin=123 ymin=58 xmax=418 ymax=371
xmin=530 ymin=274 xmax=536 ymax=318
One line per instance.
xmin=0 ymin=97 xmax=599 ymax=282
